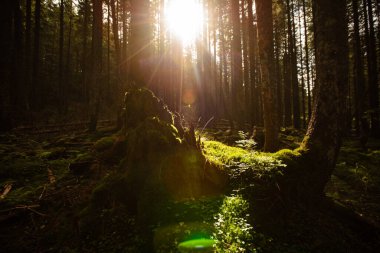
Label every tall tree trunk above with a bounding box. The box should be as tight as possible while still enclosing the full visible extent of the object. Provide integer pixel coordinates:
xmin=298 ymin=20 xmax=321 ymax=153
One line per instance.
xmin=366 ymin=0 xmax=380 ymax=137
xmin=287 ymin=0 xmax=301 ymax=129
xmin=242 ymin=0 xmax=251 ymax=124
xmin=0 ymin=0 xmax=13 ymax=131
xmin=10 ymin=0 xmax=24 ymax=116
xmin=25 ymin=0 xmax=32 ymax=111
xmin=284 ymin=49 xmax=292 ymax=126
xmin=59 ymin=0 xmax=65 ymax=113
xmin=65 ymin=0 xmax=73 ymax=113
xmin=88 ymin=0 xmax=103 ymax=132
xmin=300 ymin=0 xmax=348 ymax=197
xmin=110 ymin=0 xmax=121 ymax=80
xmin=82 ymin=0 xmax=90 ymax=104
xmin=231 ymin=0 xmax=243 ymax=126
xmin=297 ymin=0 xmax=306 ymax=128
xmin=274 ymin=18 xmax=283 ymax=128
xmin=255 ymin=0 xmax=279 ymax=152
xmin=32 ymin=0 xmax=42 ymax=110
xmin=302 ymin=0 xmax=312 ymax=121
xmin=353 ymin=0 xmax=367 ymax=139
xmin=247 ymin=0 xmax=259 ymax=127
xmin=129 ymin=0 xmax=151 ymax=87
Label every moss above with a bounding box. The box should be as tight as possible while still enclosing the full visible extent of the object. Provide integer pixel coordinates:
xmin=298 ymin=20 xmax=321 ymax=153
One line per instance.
xmin=124 ymin=88 xmax=174 ymax=129
xmin=93 ymin=136 xmax=116 ymax=152
xmin=73 ymin=152 xmax=94 ymax=163
xmin=202 ymin=140 xmax=284 ymax=172
xmin=202 ymin=140 xmax=252 ymax=167
xmin=124 ymin=117 xmax=181 ymax=166
xmin=272 ymin=149 xmax=303 ymax=168
xmin=89 ymin=172 xmax=131 ymax=209
xmin=38 ymin=147 xmax=66 ymax=160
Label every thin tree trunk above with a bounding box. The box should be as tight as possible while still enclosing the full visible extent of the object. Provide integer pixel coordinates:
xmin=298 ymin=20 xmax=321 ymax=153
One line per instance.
xmin=366 ymin=0 xmax=380 ymax=136
xmin=59 ymin=0 xmax=65 ymax=113
xmin=302 ymin=0 xmax=312 ymax=121
xmin=297 ymin=0 xmax=306 ymax=128
xmin=82 ymin=0 xmax=90 ymax=104
xmin=231 ymin=0 xmax=243 ymax=126
xmin=25 ymin=0 xmax=32 ymax=111
xmin=110 ymin=0 xmax=121 ymax=79
xmin=88 ymin=0 xmax=103 ymax=132
xmin=32 ymin=0 xmax=41 ymax=110
xmin=248 ymin=0 xmax=260 ymax=127
xmin=353 ymin=0 xmax=367 ymax=140
xmin=289 ymin=0 xmax=301 ymax=129
xmin=242 ymin=0 xmax=250 ymax=124
xmin=65 ymin=0 xmax=73 ymax=114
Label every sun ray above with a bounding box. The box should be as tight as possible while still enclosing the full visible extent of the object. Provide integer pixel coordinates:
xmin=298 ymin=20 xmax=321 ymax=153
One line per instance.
xmin=165 ymin=0 xmax=204 ymax=46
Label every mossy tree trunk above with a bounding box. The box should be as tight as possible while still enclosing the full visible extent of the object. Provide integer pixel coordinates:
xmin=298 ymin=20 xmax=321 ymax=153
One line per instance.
xmin=255 ymin=0 xmax=279 ymax=152
xmin=300 ymin=0 xmax=348 ymax=196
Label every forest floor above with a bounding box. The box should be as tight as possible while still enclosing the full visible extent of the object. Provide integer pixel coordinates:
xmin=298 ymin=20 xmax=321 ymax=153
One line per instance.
xmin=0 ymin=124 xmax=379 ymax=252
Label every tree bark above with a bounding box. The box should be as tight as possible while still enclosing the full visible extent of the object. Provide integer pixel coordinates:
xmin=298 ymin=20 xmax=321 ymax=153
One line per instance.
xmin=300 ymin=0 xmax=348 ymax=197
xmin=255 ymin=0 xmax=279 ymax=152
xmin=25 ymin=0 xmax=32 ymax=110
xmin=58 ymin=0 xmax=65 ymax=113
xmin=366 ymin=0 xmax=380 ymax=137
xmin=302 ymin=0 xmax=312 ymax=121
xmin=231 ymin=0 xmax=244 ymax=126
xmin=129 ymin=0 xmax=151 ymax=87
xmin=88 ymin=0 xmax=103 ymax=132
xmin=352 ymin=0 xmax=367 ymax=140
xmin=32 ymin=0 xmax=42 ymax=110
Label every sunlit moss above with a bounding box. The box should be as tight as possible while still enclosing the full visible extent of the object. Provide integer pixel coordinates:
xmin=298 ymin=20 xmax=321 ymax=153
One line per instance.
xmin=202 ymin=140 xmax=283 ymax=169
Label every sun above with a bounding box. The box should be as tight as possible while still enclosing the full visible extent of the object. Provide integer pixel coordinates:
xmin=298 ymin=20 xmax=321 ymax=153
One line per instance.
xmin=165 ymin=0 xmax=204 ymax=46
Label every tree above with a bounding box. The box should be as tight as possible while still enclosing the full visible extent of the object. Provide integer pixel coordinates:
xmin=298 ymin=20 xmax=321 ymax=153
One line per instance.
xmin=129 ymin=0 xmax=151 ymax=87
xmin=365 ymin=0 xmax=379 ymax=137
xmin=32 ymin=0 xmax=42 ymax=110
xmin=255 ymin=0 xmax=279 ymax=152
xmin=58 ymin=0 xmax=65 ymax=113
xmin=231 ymin=0 xmax=243 ymax=126
xmin=352 ymin=0 xmax=367 ymax=141
xmin=88 ymin=0 xmax=104 ymax=131
xmin=298 ymin=0 xmax=348 ymax=197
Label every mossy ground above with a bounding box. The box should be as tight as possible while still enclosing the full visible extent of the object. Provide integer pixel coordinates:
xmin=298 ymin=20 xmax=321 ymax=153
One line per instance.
xmin=0 ymin=126 xmax=379 ymax=252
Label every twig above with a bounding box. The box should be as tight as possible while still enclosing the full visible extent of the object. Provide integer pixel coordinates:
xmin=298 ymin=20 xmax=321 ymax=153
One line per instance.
xmin=0 ymin=184 xmax=12 ymax=199
xmin=0 ymin=204 xmax=46 ymax=216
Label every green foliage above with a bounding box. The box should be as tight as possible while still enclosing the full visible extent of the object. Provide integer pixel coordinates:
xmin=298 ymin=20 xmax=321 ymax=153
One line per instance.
xmin=235 ymin=131 xmax=257 ymax=150
xmin=212 ymin=195 xmax=254 ymax=253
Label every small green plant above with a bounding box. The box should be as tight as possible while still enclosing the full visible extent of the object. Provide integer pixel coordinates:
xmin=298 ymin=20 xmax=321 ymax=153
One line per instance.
xmin=212 ymin=195 xmax=254 ymax=253
xmin=235 ymin=131 xmax=257 ymax=150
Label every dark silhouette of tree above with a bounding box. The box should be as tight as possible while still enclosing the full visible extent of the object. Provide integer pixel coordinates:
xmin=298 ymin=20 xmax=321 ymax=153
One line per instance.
xmin=88 ymin=0 xmax=103 ymax=131
xmin=299 ymin=0 xmax=348 ymax=196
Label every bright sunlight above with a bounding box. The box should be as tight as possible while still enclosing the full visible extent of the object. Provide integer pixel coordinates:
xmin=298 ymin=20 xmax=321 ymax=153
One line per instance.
xmin=165 ymin=0 xmax=204 ymax=46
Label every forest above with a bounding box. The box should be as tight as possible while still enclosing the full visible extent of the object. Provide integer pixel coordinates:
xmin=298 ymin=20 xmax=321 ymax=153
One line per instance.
xmin=0 ymin=0 xmax=380 ymax=252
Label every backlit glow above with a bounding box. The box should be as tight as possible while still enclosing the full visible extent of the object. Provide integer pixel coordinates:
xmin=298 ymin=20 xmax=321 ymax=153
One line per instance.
xmin=165 ymin=0 xmax=204 ymax=46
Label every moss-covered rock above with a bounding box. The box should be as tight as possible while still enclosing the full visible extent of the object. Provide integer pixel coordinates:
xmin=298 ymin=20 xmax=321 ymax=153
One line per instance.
xmin=124 ymin=88 xmax=173 ymax=129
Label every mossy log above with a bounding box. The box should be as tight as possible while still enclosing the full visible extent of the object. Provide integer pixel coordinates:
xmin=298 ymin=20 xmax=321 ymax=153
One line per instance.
xmin=83 ymin=88 xmax=227 ymax=251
